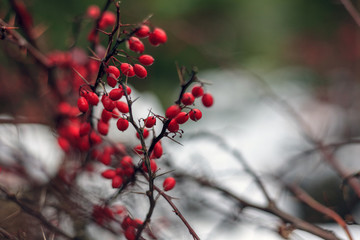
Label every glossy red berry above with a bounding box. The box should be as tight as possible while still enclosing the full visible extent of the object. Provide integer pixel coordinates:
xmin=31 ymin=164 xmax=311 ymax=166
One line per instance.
xmin=121 ymin=156 xmax=133 ymax=168
xmin=189 ymin=109 xmax=202 ymax=121
xmin=101 ymin=109 xmax=113 ymax=123
xmin=86 ymin=92 xmax=99 ymax=105
xmin=167 ymin=119 xmax=179 ymax=132
xmin=116 ymin=101 xmax=129 ymax=113
xmin=77 ymin=97 xmax=89 ymax=112
xmin=202 ymin=93 xmax=214 ymax=107
xmin=109 ymin=88 xmax=123 ymax=101
xmin=101 ymin=95 xmax=116 ymax=111
xmin=175 ymin=112 xmax=189 ymax=124
xmin=124 ymin=226 xmax=136 ymax=240
xmin=116 ymin=118 xmax=129 ymax=131
xmin=107 ymin=73 xmax=118 ymax=88
xmin=191 ymin=85 xmax=204 ymax=98
xmin=58 ymin=137 xmax=70 ymax=152
xmin=135 ymin=25 xmax=150 ymax=38
xmin=165 ymin=104 xmax=181 ymax=119
xmin=106 ymin=66 xmax=120 ymax=78
xmin=138 ymin=55 xmax=154 ymax=66
xmin=163 ymin=177 xmax=176 ymax=191
xmin=181 ymin=92 xmax=195 ymax=105
xmin=112 ymin=175 xmax=123 ymax=188
xmin=90 ymin=131 xmax=102 ymax=145
xmin=149 ymin=28 xmax=167 ymax=46
xmin=128 ymin=37 xmax=145 ymax=53
xmin=101 ymin=169 xmax=116 ymax=179
xmin=99 ymin=11 xmax=116 ymax=29
xmin=87 ymin=5 xmax=100 ymax=19
xmin=120 ymin=63 xmax=135 ymax=77
xmin=134 ymin=144 xmax=143 ymax=154
xmin=133 ymin=64 xmax=147 ymax=78
xmin=153 ymin=141 xmax=163 ymax=159
xmin=144 ymin=116 xmax=156 ymax=128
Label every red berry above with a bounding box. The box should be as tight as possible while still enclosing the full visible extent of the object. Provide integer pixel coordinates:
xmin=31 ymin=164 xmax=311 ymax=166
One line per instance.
xmin=165 ymin=105 xmax=181 ymax=119
xmin=134 ymin=144 xmax=143 ymax=154
xmin=124 ymin=226 xmax=136 ymax=240
xmin=102 ymin=95 xmax=116 ymax=111
xmin=121 ymin=156 xmax=133 ymax=168
xmin=87 ymin=5 xmax=100 ymax=19
xmin=135 ymin=25 xmax=150 ymax=38
xmin=133 ymin=64 xmax=147 ymax=78
xmin=86 ymin=92 xmax=99 ymax=105
xmin=191 ymin=85 xmax=204 ymax=98
xmin=148 ymin=28 xmax=167 ymax=46
xmin=77 ymin=97 xmax=89 ymax=112
xmin=138 ymin=55 xmax=154 ymax=66
xmin=116 ymin=118 xmax=129 ymax=131
xmin=116 ymin=101 xmax=129 ymax=113
xmin=120 ymin=63 xmax=135 ymax=77
xmin=142 ymin=159 xmax=157 ymax=173
xmin=163 ymin=177 xmax=176 ymax=191
xmin=112 ymin=175 xmax=123 ymax=188
xmin=101 ymin=169 xmax=116 ymax=179
xmin=106 ymin=66 xmax=120 ymax=78
xmin=202 ymin=93 xmax=214 ymax=107
xmin=144 ymin=116 xmax=156 ymax=128
xmin=181 ymin=92 xmax=195 ymax=105
xmin=101 ymin=109 xmax=113 ymax=123
xmin=136 ymin=128 xmax=149 ymax=139
xmin=99 ymin=152 xmax=111 ymax=165
xmin=58 ymin=137 xmax=70 ymax=152
xmin=175 ymin=112 xmax=189 ymax=124
xmin=167 ymin=119 xmax=179 ymax=132
xmin=97 ymin=120 xmax=109 ymax=135
xmin=128 ymin=37 xmax=145 ymax=53
xmin=189 ymin=109 xmax=202 ymax=121
xmin=90 ymin=131 xmax=102 ymax=145
xmin=153 ymin=141 xmax=163 ymax=159
xmin=107 ymin=73 xmax=118 ymax=88
xmin=99 ymin=11 xmax=116 ymax=29
xmin=79 ymin=122 xmax=91 ymax=136
xmin=109 ymin=88 xmax=123 ymax=101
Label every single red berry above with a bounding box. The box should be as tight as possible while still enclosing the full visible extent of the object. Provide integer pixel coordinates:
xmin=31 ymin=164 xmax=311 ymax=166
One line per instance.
xmin=99 ymin=152 xmax=111 ymax=165
xmin=99 ymin=11 xmax=116 ymax=29
xmin=165 ymin=104 xmax=181 ymax=119
xmin=148 ymin=28 xmax=167 ymax=46
xmin=86 ymin=92 xmax=99 ymax=105
xmin=191 ymin=85 xmax=204 ymax=98
xmin=181 ymin=92 xmax=195 ymax=105
xmin=107 ymin=73 xmax=118 ymax=88
xmin=138 ymin=54 xmax=154 ymax=66
xmin=134 ymin=144 xmax=143 ymax=154
xmin=120 ymin=63 xmax=135 ymax=77
xmin=163 ymin=177 xmax=176 ymax=191
xmin=106 ymin=66 xmax=120 ymax=78
xmin=202 ymin=93 xmax=214 ymax=107
xmin=189 ymin=109 xmax=202 ymax=121
xmin=97 ymin=120 xmax=109 ymax=135
xmin=79 ymin=122 xmax=91 ymax=136
xmin=101 ymin=169 xmax=116 ymax=179
xmin=135 ymin=25 xmax=150 ymax=38
xmin=144 ymin=116 xmax=156 ymax=128
xmin=102 ymin=95 xmax=116 ymax=111
xmin=121 ymin=156 xmax=133 ymax=168
xmin=142 ymin=159 xmax=157 ymax=173
xmin=116 ymin=118 xmax=129 ymax=131
xmin=77 ymin=97 xmax=89 ymax=112
xmin=136 ymin=128 xmax=149 ymax=139
xmin=86 ymin=5 xmax=100 ymax=19
xmin=116 ymin=101 xmax=129 ymax=113
xmin=175 ymin=112 xmax=189 ymax=124
xmin=133 ymin=64 xmax=147 ymax=78
xmin=112 ymin=175 xmax=123 ymax=188
xmin=124 ymin=226 xmax=136 ymax=240
xmin=101 ymin=109 xmax=113 ymax=123
xmin=128 ymin=37 xmax=145 ymax=53
xmin=109 ymin=88 xmax=123 ymax=101
xmin=153 ymin=141 xmax=163 ymax=158
xmin=167 ymin=119 xmax=179 ymax=132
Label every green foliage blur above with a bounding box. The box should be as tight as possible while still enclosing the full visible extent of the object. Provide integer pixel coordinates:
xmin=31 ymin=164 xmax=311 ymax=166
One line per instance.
xmin=0 ymin=0 xmax=353 ymax=104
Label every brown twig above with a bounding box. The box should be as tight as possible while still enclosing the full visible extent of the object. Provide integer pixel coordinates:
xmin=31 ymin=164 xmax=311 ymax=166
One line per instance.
xmin=339 ymin=0 xmax=360 ymax=28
